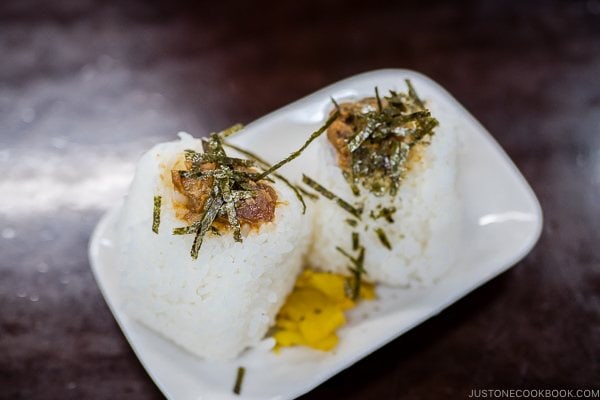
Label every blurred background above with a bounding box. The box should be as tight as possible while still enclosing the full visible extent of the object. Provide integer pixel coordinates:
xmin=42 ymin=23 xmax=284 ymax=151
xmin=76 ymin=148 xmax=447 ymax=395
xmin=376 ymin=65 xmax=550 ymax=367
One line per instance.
xmin=1 ymin=0 xmax=599 ymax=399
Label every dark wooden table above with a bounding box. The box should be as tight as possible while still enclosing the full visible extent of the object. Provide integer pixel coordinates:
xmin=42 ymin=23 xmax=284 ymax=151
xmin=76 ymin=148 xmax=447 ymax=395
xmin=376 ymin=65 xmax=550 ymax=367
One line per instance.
xmin=1 ymin=1 xmax=599 ymax=398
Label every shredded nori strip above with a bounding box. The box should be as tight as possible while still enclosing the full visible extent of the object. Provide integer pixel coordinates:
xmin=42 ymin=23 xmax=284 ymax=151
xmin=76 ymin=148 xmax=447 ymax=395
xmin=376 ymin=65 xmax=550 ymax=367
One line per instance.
xmin=346 ymin=219 xmax=358 ymax=227
xmin=152 ymin=196 xmax=161 ymax=234
xmin=337 ymin=246 xmax=366 ymax=300
xmin=352 ymin=232 xmax=359 ymax=251
xmin=387 ymin=141 xmax=410 ymax=196
xmin=405 ymin=79 xmax=425 ymax=109
xmin=219 ymin=175 xmax=242 ymax=242
xmin=374 ymin=227 xmax=392 ymax=250
xmin=375 ymin=86 xmax=383 ymax=113
xmin=347 ymin=117 xmax=381 ymax=153
xmin=297 ymin=186 xmax=319 ymax=200
xmin=190 ymin=196 xmax=224 ymax=259
xmin=370 ymin=206 xmax=397 ymax=223
xmin=257 ymin=111 xmax=339 ymax=180
xmin=220 ymin=123 xmax=244 ymax=138
xmin=350 ymin=247 xmax=366 ymax=300
xmin=184 ymin=150 xmax=256 ymax=169
xmin=179 ymin=168 xmax=260 ymax=181
xmin=301 ymin=175 xmax=362 ymax=219
xmin=331 ymin=96 xmax=341 ymax=113
xmin=172 ymin=226 xmax=196 ymax=235
xmin=233 ymin=366 xmax=245 ymax=395
xmin=336 ymin=246 xmax=355 ymax=263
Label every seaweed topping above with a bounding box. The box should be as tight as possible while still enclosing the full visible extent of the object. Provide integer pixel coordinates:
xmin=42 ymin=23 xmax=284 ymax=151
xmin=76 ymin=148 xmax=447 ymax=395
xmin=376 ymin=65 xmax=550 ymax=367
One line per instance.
xmin=233 ymin=366 xmax=245 ymax=395
xmin=336 ymin=245 xmax=366 ymax=300
xmin=345 ymin=219 xmax=358 ymax=227
xmin=351 ymin=232 xmax=359 ymax=251
xmin=296 ymin=185 xmax=319 ymax=201
xmin=222 ymin=142 xmax=308 ymax=212
xmin=374 ymin=227 xmax=392 ymax=250
xmin=171 ymin=127 xmax=278 ymax=259
xmin=163 ymin=112 xmax=337 ymax=259
xmin=370 ymin=206 xmax=397 ymax=223
xmin=152 ymin=196 xmax=161 ymax=234
xmin=301 ymin=175 xmax=363 ymax=219
xmin=328 ymin=80 xmax=438 ymax=197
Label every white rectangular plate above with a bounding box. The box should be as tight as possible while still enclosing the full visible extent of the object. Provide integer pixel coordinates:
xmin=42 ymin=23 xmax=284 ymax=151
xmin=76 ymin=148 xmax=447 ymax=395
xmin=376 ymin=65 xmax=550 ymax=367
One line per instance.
xmin=89 ymin=69 xmax=543 ymax=400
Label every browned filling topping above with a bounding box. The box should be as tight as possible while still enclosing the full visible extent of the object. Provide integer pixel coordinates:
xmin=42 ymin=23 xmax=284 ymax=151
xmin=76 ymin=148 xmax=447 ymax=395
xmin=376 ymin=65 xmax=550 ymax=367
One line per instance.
xmin=324 ymin=84 xmax=438 ymax=197
xmin=157 ymin=122 xmax=328 ymax=259
xmin=235 ymin=181 xmax=277 ymax=223
xmin=327 ymin=98 xmax=382 ymax=171
xmin=171 ymin=162 xmax=277 ymax=229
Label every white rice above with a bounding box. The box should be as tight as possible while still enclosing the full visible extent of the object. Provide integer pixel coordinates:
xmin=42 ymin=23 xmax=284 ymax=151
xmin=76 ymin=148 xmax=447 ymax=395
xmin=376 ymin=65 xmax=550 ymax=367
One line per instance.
xmin=307 ymin=101 xmax=461 ymax=286
xmin=116 ymin=133 xmax=310 ymax=361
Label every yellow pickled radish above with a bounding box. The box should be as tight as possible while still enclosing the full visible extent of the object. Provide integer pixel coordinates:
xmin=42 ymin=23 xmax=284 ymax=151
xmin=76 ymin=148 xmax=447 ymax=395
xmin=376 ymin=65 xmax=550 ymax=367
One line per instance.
xmin=273 ymin=270 xmax=376 ymax=352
